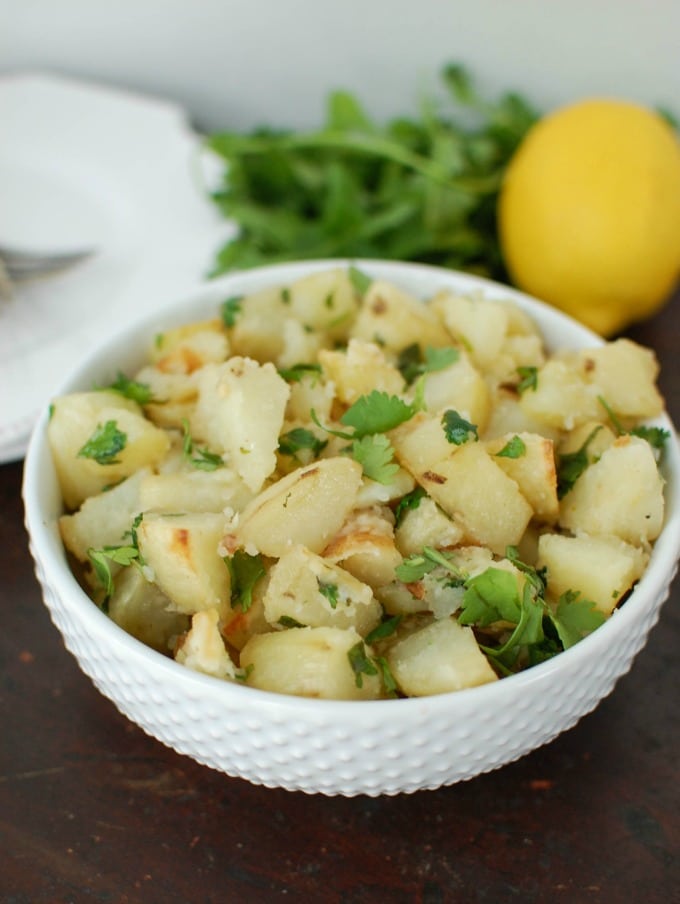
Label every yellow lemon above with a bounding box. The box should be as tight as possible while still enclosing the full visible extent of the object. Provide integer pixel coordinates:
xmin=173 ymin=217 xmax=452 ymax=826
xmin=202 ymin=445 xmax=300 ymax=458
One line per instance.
xmin=498 ymin=98 xmax=680 ymax=336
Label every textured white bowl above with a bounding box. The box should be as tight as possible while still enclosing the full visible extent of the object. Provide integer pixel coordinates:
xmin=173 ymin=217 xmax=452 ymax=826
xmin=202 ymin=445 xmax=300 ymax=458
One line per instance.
xmin=22 ymin=259 xmax=680 ymax=796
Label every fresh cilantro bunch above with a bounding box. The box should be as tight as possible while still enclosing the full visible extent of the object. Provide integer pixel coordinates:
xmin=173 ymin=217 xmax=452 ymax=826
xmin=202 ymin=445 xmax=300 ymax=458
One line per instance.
xmin=205 ymin=65 xmax=537 ymax=277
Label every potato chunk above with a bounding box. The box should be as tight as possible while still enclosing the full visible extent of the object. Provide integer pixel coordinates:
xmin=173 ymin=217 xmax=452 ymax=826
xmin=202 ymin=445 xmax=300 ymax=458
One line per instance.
xmin=351 ymin=279 xmax=445 ymax=352
xmin=537 ymin=532 xmax=648 ymax=615
xmin=485 ymin=432 xmax=559 ymax=523
xmin=137 ymin=512 xmax=231 ymax=617
xmin=107 ymin=566 xmax=189 ymax=652
xmin=192 ymin=358 xmax=290 ymax=492
xmin=48 ymin=391 xmax=170 ymax=509
xmin=578 ymin=339 xmax=664 ymax=420
xmin=235 ymin=457 xmax=363 ymax=557
xmin=419 ymin=443 xmax=533 ymax=555
xmin=558 ymin=435 xmax=665 ymax=544
xmin=241 ymin=627 xmax=382 ymax=700
xmin=386 ymin=618 xmax=498 ymax=696
xmin=175 ymin=608 xmax=237 ymax=680
xmin=263 ymin=546 xmax=381 ymax=635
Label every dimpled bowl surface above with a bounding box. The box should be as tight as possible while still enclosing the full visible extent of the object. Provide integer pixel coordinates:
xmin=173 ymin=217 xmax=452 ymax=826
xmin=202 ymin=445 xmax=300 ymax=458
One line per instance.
xmin=23 ymin=259 xmax=680 ymax=796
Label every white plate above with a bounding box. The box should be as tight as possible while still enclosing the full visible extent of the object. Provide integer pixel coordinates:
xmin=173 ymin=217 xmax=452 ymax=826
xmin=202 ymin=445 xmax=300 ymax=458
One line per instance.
xmin=0 ymin=72 xmax=230 ymax=462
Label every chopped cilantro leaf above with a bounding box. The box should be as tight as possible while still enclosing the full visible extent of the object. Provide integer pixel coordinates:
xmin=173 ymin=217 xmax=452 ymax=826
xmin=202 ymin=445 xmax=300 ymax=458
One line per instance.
xmin=318 ymin=580 xmax=339 ymax=609
xmin=374 ymin=655 xmax=399 ymax=697
xmin=340 ymin=389 xmax=421 ymax=438
xmin=458 ymin=566 xmax=522 ymax=627
xmin=226 ymin=550 xmax=265 ymax=612
xmin=78 ymin=420 xmax=127 ymax=465
xmin=556 ymin=425 xmax=602 ymax=499
xmin=393 ymin=486 xmax=427 ymax=526
xmin=220 ymin=295 xmax=243 ymax=327
xmin=277 ymin=362 xmax=323 ymax=383
xmin=278 ymin=615 xmax=306 ymax=628
xmin=495 ymin=435 xmax=526 ymax=459
xmin=347 ymin=641 xmax=378 ymax=688
xmin=365 ymin=615 xmax=402 ymax=645
xmin=516 ymin=365 xmax=538 ymax=394
xmin=352 ymin=434 xmax=400 ymax=484
xmin=550 ymin=589 xmax=606 ymax=649
xmin=107 ymin=372 xmax=154 ymax=405
xmin=397 ymin=344 xmax=459 ymax=384
xmin=278 ymin=427 xmax=327 ymax=459
xmin=441 ymin=409 xmax=478 ymax=445
xmin=631 ymin=424 xmax=670 ymax=451
xmin=348 ymin=266 xmax=372 ymax=295
xmin=87 ymin=544 xmax=139 ymax=599
xmin=181 ymin=418 xmax=224 ymax=471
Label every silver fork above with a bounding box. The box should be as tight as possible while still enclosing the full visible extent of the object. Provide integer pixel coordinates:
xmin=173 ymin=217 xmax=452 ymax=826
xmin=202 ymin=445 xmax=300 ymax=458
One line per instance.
xmin=0 ymin=244 xmax=95 ymax=300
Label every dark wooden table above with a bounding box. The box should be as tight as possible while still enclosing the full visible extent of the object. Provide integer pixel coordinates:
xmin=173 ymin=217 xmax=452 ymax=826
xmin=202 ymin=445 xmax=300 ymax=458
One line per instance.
xmin=2 ymin=293 xmax=679 ymax=904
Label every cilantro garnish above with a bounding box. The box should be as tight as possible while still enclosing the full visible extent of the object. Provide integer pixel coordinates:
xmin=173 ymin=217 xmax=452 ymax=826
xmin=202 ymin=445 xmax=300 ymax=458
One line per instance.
xmin=556 ymin=425 xmax=602 ymax=499
xmin=278 ymin=615 xmax=306 ymax=628
xmin=598 ymin=395 xmax=670 ymax=454
xmin=550 ymin=590 xmax=606 ymax=649
xmin=277 ymin=362 xmax=323 ymax=383
xmin=347 ymin=641 xmax=379 ymax=688
xmin=516 ymin=365 xmax=538 ymax=394
xmin=278 ymin=427 xmax=327 ymax=460
xmin=318 ymin=580 xmax=339 ymax=609
xmin=397 ymin=344 xmax=460 ymax=384
xmin=340 ymin=389 xmax=422 ymax=438
xmin=373 ymin=655 xmax=399 ymax=697
xmin=181 ymin=418 xmax=224 ymax=471
xmin=495 ymin=435 xmax=526 ymax=459
xmin=348 ymin=266 xmax=372 ymax=295
xmin=351 ymin=434 xmax=400 ymax=484
xmin=220 ymin=295 xmax=243 ymax=327
xmin=226 ymin=550 xmax=266 ymax=612
xmin=395 ymin=546 xmax=463 ymax=583
xmin=106 ymin=372 xmax=154 ymax=405
xmin=441 ymin=409 xmax=478 ymax=445
xmin=365 ymin=615 xmax=402 ymax=645
xmin=78 ymin=420 xmax=127 ymax=465
xmin=393 ymin=486 xmax=427 ymax=526
xmin=88 ymin=545 xmax=139 ymax=599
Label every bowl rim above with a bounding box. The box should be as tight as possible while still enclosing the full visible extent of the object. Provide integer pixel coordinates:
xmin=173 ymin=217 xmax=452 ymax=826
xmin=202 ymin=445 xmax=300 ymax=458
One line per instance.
xmin=22 ymin=257 xmax=680 ymax=715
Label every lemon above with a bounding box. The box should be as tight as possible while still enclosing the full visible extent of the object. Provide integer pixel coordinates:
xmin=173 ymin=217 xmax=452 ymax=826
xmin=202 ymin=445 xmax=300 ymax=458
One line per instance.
xmin=498 ymin=98 xmax=680 ymax=336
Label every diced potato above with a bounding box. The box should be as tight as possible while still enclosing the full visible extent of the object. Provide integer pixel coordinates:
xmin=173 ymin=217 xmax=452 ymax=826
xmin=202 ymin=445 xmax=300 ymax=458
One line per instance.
xmin=386 ymin=618 xmax=498 ymax=696
xmin=422 ymin=351 xmax=490 ymax=431
xmin=558 ymin=435 xmax=665 ymax=544
xmin=48 ymin=391 xmax=170 ymax=509
xmin=275 ymin=318 xmax=325 ymax=369
xmin=235 ymin=457 xmax=363 ymax=557
xmin=419 ymin=442 xmax=533 ymax=555
xmin=240 ymin=626 xmax=382 ymax=700
xmin=287 ymin=267 xmax=359 ymax=340
xmin=578 ymin=339 xmax=664 ymax=420
xmin=192 ymin=358 xmax=290 ymax=492
xmin=485 ymin=432 xmax=559 ymax=523
xmin=319 ymin=339 xmax=404 ymax=405
xmin=139 ymin=467 xmax=254 ymax=514
xmin=134 ymin=366 xmax=198 ymax=430
xmin=107 ymin=565 xmax=189 ymax=652
xmin=354 ymin=468 xmax=416 ymax=508
xmin=537 ymin=532 xmax=648 ymax=615
xmin=285 ymin=371 xmax=335 ymax=424
xmin=391 ymin=411 xmax=454 ymax=475
xmin=137 ymin=511 xmax=231 ymax=617
xmin=175 ymin=608 xmax=237 ymax=680
xmin=430 ymin=291 xmax=509 ymax=371
xmin=263 ymin=545 xmax=382 ymax=635
xmin=323 ymin=507 xmax=403 ymax=588
xmin=485 ymin=333 xmax=546 ymax=386
xmin=59 ymin=468 xmax=147 ymax=563
xmin=151 ymin=320 xmax=228 ymax=373
xmin=350 ymin=279 xmax=445 ymax=352
xmin=519 ymin=359 xmax=601 ymax=430
xmin=481 ymin=388 xmax=562 ymax=443
xmin=227 ymin=285 xmax=292 ymax=362
xmin=394 ymin=497 xmax=464 ymax=557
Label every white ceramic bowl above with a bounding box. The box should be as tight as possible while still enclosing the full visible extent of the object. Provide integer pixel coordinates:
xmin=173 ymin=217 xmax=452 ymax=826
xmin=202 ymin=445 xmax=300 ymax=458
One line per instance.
xmin=22 ymin=259 xmax=680 ymax=796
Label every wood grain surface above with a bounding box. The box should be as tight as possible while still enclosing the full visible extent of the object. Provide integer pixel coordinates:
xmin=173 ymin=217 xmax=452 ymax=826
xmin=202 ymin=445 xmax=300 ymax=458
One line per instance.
xmin=2 ymin=292 xmax=679 ymax=904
